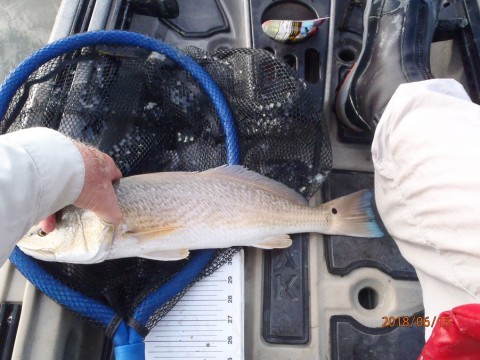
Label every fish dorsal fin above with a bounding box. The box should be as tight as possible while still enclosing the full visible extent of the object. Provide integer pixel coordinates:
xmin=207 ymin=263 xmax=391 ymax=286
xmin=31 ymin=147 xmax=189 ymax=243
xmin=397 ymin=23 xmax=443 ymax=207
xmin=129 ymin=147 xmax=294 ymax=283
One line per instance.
xmin=139 ymin=249 xmax=190 ymax=261
xmin=253 ymin=235 xmax=292 ymax=249
xmin=201 ymin=165 xmax=307 ymax=206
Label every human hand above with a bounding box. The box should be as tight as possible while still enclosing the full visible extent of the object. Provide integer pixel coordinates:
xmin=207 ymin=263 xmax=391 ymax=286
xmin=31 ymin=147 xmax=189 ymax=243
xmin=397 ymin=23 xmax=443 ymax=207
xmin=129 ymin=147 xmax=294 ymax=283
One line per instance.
xmin=40 ymin=142 xmax=122 ymax=232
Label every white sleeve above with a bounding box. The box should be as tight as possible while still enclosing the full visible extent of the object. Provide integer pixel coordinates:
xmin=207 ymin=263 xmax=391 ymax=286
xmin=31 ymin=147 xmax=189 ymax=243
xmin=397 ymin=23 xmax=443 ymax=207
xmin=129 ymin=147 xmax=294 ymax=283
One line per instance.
xmin=0 ymin=127 xmax=85 ymax=264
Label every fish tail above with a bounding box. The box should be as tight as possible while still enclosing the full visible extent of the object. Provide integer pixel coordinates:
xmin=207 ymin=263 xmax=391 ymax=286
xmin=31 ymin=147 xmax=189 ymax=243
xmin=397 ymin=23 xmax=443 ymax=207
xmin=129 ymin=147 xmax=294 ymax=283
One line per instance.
xmin=322 ymin=190 xmax=384 ymax=238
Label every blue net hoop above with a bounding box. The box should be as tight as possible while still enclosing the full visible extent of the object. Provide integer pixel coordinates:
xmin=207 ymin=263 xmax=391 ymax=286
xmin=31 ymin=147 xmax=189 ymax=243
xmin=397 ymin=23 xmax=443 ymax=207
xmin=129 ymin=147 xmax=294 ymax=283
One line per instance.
xmin=0 ymin=30 xmax=240 ymax=359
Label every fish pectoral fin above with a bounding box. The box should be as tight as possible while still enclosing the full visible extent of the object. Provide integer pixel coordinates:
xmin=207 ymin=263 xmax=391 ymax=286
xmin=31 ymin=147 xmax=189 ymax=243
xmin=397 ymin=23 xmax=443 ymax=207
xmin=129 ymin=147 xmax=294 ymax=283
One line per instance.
xmin=139 ymin=249 xmax=190 ymax=261
xmin=253 ymin=235 xmax=292 ymax=249
xmin=123 ymin=226 xmax=179 ymax=243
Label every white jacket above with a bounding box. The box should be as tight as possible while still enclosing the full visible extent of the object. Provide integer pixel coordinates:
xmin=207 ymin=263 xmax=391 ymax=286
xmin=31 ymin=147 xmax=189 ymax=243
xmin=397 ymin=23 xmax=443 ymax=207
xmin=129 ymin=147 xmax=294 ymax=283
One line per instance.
xmin=0 ymin=127 xmax=84 ymax=265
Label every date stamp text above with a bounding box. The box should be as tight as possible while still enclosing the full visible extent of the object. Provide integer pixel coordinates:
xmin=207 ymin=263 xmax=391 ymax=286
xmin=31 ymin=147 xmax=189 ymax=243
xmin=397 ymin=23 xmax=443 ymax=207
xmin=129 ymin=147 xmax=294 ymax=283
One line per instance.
xmin=381 ymin=315 xmax=451 ymax=328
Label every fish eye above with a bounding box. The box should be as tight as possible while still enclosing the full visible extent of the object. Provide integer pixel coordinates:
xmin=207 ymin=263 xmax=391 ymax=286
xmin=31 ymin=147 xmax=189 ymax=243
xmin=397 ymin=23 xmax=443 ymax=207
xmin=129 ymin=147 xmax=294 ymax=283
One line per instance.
xmin=37 ymin=230 xmax=47 ymax=237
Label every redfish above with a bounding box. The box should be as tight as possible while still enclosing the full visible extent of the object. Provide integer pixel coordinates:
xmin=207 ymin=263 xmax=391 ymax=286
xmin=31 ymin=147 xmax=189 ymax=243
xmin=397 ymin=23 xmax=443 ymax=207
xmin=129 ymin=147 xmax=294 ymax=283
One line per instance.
xmin=18 ymin=166 xmax=383 ymax=263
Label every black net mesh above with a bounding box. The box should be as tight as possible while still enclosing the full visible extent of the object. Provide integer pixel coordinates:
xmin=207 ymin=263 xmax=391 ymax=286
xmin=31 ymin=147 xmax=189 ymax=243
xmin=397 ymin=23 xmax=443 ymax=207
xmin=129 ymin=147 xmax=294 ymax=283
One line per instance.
xmin=1 ymin=45 xmax=331 ymax=330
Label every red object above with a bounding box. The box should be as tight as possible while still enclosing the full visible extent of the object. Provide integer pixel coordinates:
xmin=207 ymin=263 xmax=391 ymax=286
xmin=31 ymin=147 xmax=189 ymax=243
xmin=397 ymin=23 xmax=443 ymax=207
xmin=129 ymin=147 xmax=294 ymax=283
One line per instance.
xmin=420 ymin=304 xmax=480 ymax=359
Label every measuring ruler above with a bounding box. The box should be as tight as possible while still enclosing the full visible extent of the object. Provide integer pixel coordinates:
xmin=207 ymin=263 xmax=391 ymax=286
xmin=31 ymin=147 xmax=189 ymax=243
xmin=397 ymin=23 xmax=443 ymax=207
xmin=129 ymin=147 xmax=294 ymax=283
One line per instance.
xmin=145 ymin=250 xmax=244 ymax=360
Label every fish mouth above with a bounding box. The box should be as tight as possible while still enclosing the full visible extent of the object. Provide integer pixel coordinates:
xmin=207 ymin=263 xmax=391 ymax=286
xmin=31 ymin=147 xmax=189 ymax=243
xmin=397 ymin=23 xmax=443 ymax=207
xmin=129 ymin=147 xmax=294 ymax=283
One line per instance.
xmin=17 ymin=222 xmax=116 ymax=264
xmin=17 ymin=226 xmax=59 ymax=258
xmin=17 ymin=245 xmax=57 ymax=261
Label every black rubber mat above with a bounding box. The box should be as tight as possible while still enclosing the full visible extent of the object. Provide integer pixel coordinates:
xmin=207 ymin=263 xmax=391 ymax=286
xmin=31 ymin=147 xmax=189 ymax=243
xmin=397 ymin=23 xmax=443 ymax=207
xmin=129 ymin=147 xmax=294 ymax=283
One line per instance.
xmin=330 ymin=315 xmax=425 ymax=360
xmin=262 ymin=235 xmax=309 ymax=344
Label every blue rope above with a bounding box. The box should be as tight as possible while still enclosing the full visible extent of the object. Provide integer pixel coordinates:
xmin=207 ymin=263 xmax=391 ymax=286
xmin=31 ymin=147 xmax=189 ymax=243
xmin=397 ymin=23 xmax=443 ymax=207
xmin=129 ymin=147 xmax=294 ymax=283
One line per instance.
xmin=0 ymin=30 xmax=241 ymax=358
